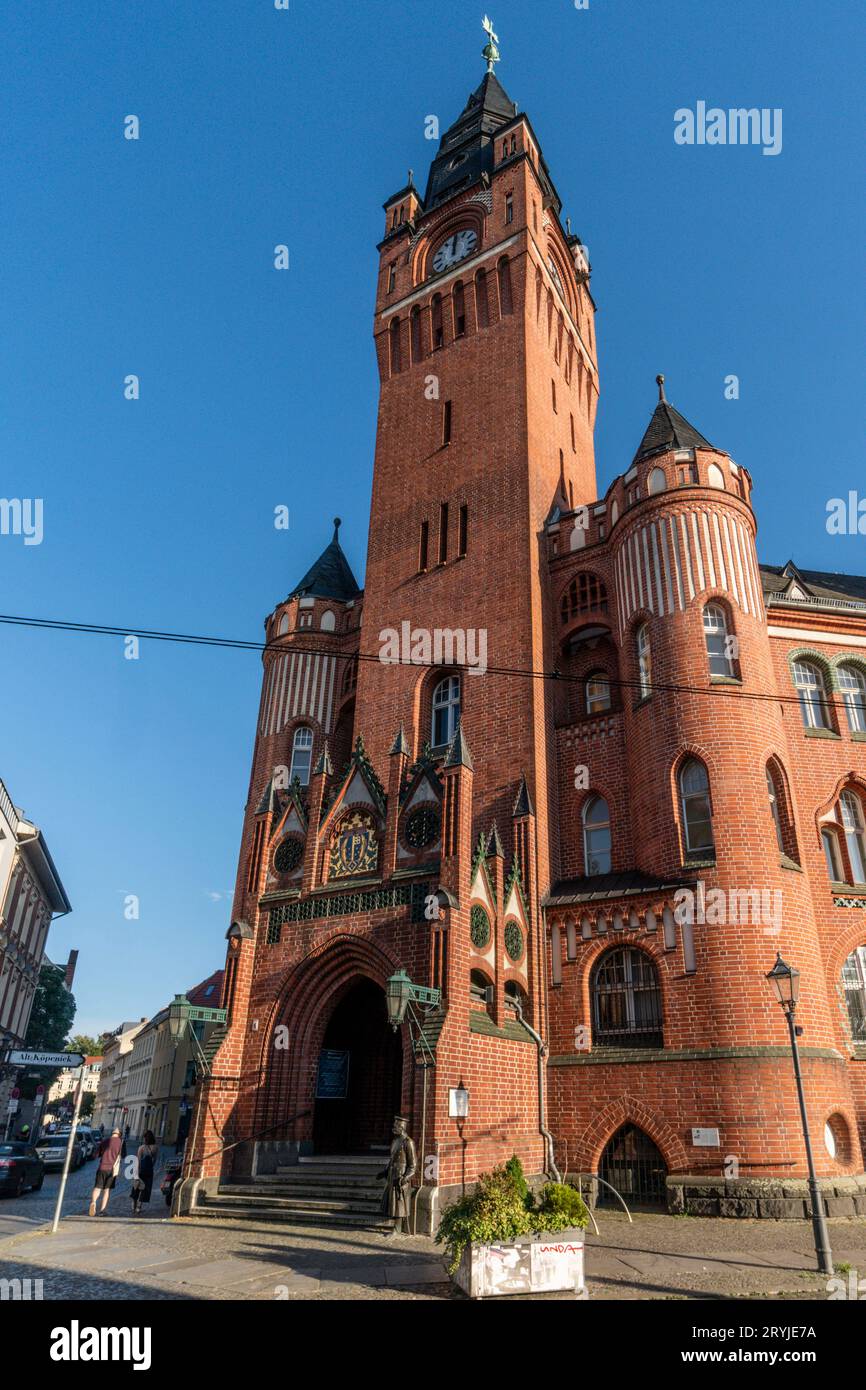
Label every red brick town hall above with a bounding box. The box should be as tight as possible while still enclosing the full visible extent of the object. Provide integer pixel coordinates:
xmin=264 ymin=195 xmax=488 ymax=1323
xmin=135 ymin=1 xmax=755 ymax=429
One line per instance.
xmin=182 ymin=53 xmax=866 ymax=1229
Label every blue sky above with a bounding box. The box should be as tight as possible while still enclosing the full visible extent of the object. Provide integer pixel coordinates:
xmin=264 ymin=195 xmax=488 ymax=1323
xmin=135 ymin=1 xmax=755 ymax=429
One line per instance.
xmin=1 ymin=1 xmax=862 ymax=1036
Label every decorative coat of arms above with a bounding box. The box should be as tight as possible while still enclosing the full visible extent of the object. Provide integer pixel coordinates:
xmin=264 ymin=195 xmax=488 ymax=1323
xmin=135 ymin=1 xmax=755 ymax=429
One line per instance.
xmin=330 ymin=811 xmax=379 ymax=879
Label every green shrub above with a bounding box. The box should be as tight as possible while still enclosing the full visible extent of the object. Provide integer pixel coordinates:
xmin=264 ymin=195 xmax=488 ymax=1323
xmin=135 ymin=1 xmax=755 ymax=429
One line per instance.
xmin=504 ymin=1154 xmax=530 ymax=1207
xmin=436 ymin=1159 xmax=588 ymax=1275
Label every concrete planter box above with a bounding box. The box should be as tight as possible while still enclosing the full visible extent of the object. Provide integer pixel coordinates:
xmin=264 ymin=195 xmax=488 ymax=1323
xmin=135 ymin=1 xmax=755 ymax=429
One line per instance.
xmin=453 ymin=1228 xmax=586 ymax=1299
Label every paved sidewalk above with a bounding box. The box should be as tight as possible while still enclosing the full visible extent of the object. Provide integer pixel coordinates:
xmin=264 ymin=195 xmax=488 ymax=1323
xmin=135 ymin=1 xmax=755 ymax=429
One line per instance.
xmin=1 ymin=1208 xmax=865 ymax=1300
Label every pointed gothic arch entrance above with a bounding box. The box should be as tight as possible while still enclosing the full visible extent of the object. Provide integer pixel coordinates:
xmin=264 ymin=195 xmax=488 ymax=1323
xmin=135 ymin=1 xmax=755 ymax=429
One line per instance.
xmin=312 ymin=977 xmax=402 ymax=1154
xmin=598 ymin=1123 xmax=668 ymax=1209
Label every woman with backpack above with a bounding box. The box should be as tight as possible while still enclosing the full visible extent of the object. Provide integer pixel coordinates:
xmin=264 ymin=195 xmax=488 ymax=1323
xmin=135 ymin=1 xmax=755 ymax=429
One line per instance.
xmin=131 ymin=1130 xmax=159 ymax=1215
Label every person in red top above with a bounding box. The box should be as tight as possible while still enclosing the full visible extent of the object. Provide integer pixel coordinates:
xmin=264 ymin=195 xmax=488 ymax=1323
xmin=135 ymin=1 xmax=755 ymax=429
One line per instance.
xmin=88 ymin=1128 xmax=126 ymax=1217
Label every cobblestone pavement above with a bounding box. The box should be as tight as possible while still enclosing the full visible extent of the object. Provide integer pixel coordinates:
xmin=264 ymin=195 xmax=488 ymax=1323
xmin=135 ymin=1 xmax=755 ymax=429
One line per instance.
xmin=2 ymin=1194 xmax=866 ymax=1300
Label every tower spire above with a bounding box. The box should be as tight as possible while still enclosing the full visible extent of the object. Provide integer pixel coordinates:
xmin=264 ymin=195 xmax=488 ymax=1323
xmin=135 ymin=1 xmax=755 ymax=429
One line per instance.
xmin=656 ymin=373 xmax=666 ymax=402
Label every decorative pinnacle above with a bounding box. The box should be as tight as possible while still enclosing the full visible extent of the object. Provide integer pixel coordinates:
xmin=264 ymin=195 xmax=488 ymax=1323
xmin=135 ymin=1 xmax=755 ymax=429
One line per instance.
xmin=656 ymin=374 xmax=666 ymax=402
xmin=332 ymin=517 xmax=341 ymax=541
xmin=482 ymin=15 xmax=500 ymax=73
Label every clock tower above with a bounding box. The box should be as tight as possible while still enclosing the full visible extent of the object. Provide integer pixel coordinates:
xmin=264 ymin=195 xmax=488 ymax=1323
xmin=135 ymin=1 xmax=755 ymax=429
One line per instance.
xmin=355 ymin=53 xmax=600 ymax=911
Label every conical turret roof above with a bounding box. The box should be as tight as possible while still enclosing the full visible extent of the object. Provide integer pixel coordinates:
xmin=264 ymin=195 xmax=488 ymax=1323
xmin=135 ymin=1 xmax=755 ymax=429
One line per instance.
xmin=289 ymin=518 xmax=361 ymax=603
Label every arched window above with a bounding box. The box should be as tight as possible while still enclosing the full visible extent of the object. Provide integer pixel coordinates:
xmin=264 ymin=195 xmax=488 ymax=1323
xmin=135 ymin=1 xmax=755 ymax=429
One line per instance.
xmin=636 ymin=623 xmax=652 ymax=698
xmin=389 ymin=318 xmax=402 ymax=374
xmin=679 ymin=758 xmax=714 ymax=855
xmin=498 ymin=256 xmax=513 ymax=315
xmin=838 ymin=664 xmax=866 ymax=734
xmin=591 ymin=948 xmax=663 ymax=1048
xmin=583 ymin=794 xmax=611 ymax=875
xmin=432 ymin=675 xmax=461 ymax=747
xmin=840 ymin=790 xmax=866 ymax=884
xmin=341 ymin=658 xmax=357 ymax=696
xmin=431 ymin=294 xmax=444 ymax=350
xmin=585 ymin=671 xmax=611 ymax=715
xmin=707 ymin=462 xmax=726 ymax=489
xmin=560 ymin=572 xmax=608 ymax=623
xmin=610 ymin=498 xmax=619 ymax=526
xmin=766 ymin=761 xmax=796 ymax=858
xmin=841 ymin=946 xmax=866 ymax=1042
xmin=822 ymin=827 xmax=843 ymax=882
xmin=475 ymin=269 xmax=489 ymax=329
xmin=320 ymin=610 xmax=336 ymax=632
xmin=277 ymin=612 xmax=289 ymax=636
xmin=703 ymin=603 xmax=735 ymax=677
xmin=793 ymin=659 xmax=831 ymax=730
xmin=504 ymin=980 xmax=528 ymax=1013
xmin=648 ymin=467 xmax=667 ymax=495
xmin=470 ymin=969 xmax=493 ymax=1007
xmin=453 ymin=280 xmax=466 ymax=336
xmin=410 ymin=305 xmax=423 ymax=362
xmin=289 ymin=726 xmax=313 ymax=786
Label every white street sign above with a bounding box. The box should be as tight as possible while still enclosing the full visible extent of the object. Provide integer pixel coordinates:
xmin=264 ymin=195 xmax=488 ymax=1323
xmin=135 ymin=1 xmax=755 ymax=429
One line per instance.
xmin=5 ymin=1050 xmax=84 ymax=1069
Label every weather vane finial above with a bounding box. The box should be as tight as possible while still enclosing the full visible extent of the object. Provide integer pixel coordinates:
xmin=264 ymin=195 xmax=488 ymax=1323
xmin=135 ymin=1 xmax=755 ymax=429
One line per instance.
xmin=482 ymin=15 xmax=500 ymax=74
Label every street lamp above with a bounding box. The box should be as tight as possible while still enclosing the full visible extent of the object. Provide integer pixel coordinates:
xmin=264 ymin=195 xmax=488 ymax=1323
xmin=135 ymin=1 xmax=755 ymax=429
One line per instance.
xmin=764 ymin=952 xmax=833 ymax=1276
xmin=168 ymin=994 xmax=227 ymax=1076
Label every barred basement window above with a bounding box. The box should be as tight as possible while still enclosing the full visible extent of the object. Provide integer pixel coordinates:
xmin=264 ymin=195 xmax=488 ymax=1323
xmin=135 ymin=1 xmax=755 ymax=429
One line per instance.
xmin=592 ymin=947 xmax=663 ymax=1048
xmin=841 ymin=946 xmax=866 ymax=1042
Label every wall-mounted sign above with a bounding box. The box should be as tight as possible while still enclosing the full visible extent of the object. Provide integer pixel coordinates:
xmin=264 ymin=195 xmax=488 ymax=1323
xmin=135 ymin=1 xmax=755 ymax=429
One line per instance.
xmin=316 ymin=1049 xmax=350 ymax=1100
xmin=4 ymin=1051 xmax=84 ymax=1069
xmin=449 ymin=1086 xmax=469 ymax=1118
xmin=691 ymin=1127 xmax=720 ymax=1147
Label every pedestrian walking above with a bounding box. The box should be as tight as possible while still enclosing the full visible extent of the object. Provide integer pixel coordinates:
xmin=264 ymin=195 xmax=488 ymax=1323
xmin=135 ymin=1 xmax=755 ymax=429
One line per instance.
xmin=130 ymin=1130 xmax=159 ymax=1215
xmin=88 ymin=1127 xmax=126 ymax=1216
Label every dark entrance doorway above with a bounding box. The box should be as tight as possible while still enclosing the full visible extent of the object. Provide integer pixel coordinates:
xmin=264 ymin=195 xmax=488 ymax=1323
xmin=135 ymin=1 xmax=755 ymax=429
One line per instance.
xmin=312 ymin=978 xmax=402 ymax=1154
xmin=598 ymin=1123 xmax=667 ymax=1209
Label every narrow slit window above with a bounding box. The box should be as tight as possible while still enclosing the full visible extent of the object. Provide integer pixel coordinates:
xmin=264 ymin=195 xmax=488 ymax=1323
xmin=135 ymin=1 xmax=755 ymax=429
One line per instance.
xmin=505 ymin=193 xmax=513 ymax=224
xmin=498 ymin=256 xmax=513 ymax=314
xmin=475 ymin=269 xmax=489 ymax=329
xmin=443 ymin=400 xmax=452 ymax=446
xmin=389 ymin=318 xmax=401 ymax=374
xmin=453 ymin=281 xmax=465 ymax=336
xmin=458 ymin=504 xmax=468 ymax=557
xmin=438 ymin=502 xmax=449 ymax=564
xmin=411 ymin=306 xmax=423 ymax=362
xmin=418 ymin=520 xmax=429 ymax=572
xmin=570 ymin=413 xmax=576 ymax=452
xmin=551 ymin=379 xmax=557 ymax=413
xmin=387 ymin=263 xmax=396 ymax=294
xmin=431 ymin=294 xmax=444 ymax=349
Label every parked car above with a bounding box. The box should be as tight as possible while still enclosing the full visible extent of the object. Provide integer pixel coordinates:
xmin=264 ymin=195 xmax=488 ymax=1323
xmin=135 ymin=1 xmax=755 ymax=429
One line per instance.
xmin=74 ymin=1127 xmax=97 ymax=1160
xmin=161 ymin=1156 xmax=183 ymax=1207
xmin=35 ymin=1132 xmax=86 ymax=1172
xmin=0 ymin=1142 xmax=45 ymax=1197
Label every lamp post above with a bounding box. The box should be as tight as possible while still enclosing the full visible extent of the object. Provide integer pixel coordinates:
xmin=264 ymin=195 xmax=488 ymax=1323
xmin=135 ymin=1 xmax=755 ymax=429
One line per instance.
xmin=765 ymin=953 xmax=833 ymax=1275
xmin=385 ymin=969 xmax=441 ymax=1235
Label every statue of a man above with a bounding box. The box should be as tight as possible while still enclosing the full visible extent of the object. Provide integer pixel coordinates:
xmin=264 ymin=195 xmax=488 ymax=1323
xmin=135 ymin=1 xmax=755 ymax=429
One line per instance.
xmin=378 ymin=1115 xmax=417 ymax=1232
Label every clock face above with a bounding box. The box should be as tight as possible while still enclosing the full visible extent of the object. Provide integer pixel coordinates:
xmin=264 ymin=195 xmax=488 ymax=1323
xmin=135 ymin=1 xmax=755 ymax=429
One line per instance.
xmin=432 ymin=228 xmax=478 ymax=274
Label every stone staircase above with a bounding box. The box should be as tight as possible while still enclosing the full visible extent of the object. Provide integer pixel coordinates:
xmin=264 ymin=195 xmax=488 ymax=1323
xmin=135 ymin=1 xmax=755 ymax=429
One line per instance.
xmin=194 ymin=1153 xmax=392 ymax=1230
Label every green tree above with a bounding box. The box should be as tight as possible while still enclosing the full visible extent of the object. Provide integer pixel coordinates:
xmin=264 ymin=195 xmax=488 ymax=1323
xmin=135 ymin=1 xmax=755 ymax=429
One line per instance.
xmin=18 ymin=964 xmax=77 ymax=1101
xmin=67 ymin=1034 xmax=103 ymax=1057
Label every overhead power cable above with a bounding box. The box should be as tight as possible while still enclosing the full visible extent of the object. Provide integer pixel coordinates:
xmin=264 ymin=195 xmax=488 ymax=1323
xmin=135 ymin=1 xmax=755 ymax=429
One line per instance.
xmin=0 ymin=610 xmax=861 ymax=714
